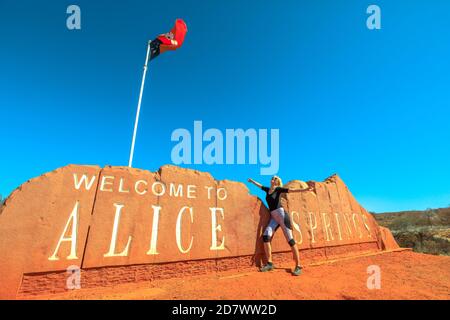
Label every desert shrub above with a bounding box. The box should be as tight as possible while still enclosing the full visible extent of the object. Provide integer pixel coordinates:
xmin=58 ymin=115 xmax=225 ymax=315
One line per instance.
xmin=421 ymin=238 xmax=450 ymax=256
xmin=393 ymin=231 xmax=419 ymax=249
xmin=390 ymin=217 xmax=414 ymax=230
xmin=393 ymin=230 xmax=450 ymax=256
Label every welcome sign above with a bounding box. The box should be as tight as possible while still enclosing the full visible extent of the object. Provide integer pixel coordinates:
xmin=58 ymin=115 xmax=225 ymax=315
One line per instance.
xmin=0 ymin=165 xmax=398 ymax=298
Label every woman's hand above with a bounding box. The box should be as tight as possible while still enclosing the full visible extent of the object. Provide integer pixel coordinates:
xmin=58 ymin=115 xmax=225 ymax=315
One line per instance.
xmin=289 ymin=186 xmax=313 ymax=193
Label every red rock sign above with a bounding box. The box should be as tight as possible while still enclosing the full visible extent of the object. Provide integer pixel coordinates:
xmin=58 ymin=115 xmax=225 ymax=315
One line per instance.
xmin=0 ymin=165 xmax=398 ymax=299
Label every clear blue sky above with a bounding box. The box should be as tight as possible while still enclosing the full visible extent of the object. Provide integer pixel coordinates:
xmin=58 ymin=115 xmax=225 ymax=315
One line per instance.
xmin=1 ymin=1 xmax=449 ymax=212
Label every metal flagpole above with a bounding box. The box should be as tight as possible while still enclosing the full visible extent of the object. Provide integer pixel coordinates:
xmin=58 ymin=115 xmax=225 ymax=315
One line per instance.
xmin=128 ymin=41 xmax=152 ymax=167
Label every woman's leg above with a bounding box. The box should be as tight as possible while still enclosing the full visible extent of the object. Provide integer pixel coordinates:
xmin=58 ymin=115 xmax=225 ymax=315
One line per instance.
xmin=261 ymin=218 xmax=278 ymax=270
xmin=276 ymin=208 xmax=301 ymax=268
xmin=264 ymin=241 xmax=273 ymax=263
xmin=291 ymin=243 xmax=300 ymax=267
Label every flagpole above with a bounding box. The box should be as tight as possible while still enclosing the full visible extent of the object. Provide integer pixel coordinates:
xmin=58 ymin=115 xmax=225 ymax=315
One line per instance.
xmin=128 ymin=41 xmax=151 ymax=167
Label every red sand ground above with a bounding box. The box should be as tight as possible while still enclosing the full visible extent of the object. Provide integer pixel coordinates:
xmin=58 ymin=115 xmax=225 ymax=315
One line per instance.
xmin=26 ymin=251 xmax=449 ymax=300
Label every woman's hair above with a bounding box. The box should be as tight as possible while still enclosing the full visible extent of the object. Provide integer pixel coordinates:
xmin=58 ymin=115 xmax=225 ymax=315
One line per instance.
xmin=272 ymin=176 xmax=283 ymax=187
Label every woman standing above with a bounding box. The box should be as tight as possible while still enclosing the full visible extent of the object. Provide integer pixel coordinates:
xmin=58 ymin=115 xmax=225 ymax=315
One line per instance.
xmin=248 ymin=176 xmax=311 ymax=276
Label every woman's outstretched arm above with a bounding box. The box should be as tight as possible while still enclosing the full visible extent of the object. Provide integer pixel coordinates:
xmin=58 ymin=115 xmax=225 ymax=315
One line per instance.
xmin=248 ymin=178 xmax=263 ymax=189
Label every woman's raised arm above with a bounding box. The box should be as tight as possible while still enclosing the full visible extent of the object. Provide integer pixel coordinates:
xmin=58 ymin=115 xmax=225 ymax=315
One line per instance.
xmin=248 ymin=178 xmax=263 ymax=189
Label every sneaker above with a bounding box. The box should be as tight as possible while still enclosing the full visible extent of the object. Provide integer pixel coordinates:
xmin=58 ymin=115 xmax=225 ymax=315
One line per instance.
xmin=260 ymin=262 xmax=274 ymax=272
xmin=292 ymin=266 xmax=302 ymax=276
